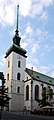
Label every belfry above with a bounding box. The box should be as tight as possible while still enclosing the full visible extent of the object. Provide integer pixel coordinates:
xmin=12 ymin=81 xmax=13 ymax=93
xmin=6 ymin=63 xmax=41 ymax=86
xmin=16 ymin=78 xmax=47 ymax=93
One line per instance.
xmin=5 ymin=5 xmax=27 ymax=111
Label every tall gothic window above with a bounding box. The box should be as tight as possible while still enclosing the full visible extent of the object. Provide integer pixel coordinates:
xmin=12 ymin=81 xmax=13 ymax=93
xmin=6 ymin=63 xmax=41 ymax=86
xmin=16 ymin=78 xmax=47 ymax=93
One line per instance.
xmin=18 ymin=61 xmax=21 ymax=68
xmin=26 ymin=85 xmax=29 ymax=100
xmin=35 ymin=85 xmax=39 ymax=100
xmin=7 ymin=73 xmax=9 ymax=80
xmin=7 ymin=87 xmax=9 ymax=93
xmin=17 ymin=87 xmax=20 ymax=93
xmin=17 ymin=73 xmax=21 ymax=80
xmin=42 ymin=87 xmax=46 ymax=101
xmin=8 ymin=61 xmax=10 ymax=67
xmin=50 ymin=88 xmax=53 ymax=99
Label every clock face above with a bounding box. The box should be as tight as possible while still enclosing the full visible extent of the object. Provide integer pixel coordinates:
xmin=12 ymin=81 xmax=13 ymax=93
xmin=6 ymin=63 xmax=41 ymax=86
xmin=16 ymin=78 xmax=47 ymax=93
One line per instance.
xmin=17 ymin=55 xmax=22 ymax=59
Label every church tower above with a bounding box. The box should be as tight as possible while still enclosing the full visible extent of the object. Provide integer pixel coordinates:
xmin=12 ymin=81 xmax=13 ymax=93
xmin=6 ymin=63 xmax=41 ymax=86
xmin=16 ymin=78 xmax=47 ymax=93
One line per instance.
xmin=5 ymin=5 xmax=27 ymax=111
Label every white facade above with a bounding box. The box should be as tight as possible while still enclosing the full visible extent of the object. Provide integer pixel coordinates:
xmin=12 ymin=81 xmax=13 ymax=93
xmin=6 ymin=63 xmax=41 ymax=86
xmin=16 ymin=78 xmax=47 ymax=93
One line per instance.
xmin=24 ymin=69 xmax=54 ymax=110
xmin=24 ymin=76 xmax=54 ymax=110
xmin=5 ymin=49 xmax=54 ymax=111
xmin=5 ymin=51 xmax=26 ymax=111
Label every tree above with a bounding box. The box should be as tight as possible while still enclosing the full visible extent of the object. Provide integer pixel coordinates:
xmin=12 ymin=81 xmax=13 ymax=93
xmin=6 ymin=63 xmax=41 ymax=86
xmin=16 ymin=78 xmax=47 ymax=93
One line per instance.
xmin=39 ymin=85 xmax=53 ymax=107
xmin=0 ymin=72 xmax=10 ymax=119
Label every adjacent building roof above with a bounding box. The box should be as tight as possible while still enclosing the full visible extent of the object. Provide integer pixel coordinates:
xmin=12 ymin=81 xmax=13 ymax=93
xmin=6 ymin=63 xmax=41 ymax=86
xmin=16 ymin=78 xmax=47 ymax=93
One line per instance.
xmin=5 ymin=43 xmax=27 ymax=58
xmin=25 ymin=68 xmax=54 ymax=86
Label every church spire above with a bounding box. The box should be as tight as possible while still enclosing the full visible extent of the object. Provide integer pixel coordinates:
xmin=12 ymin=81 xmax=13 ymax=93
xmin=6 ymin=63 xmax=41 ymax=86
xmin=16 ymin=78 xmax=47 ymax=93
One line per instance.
xmin=13 ymin=5 xmax=21 ymax=46
xmin=15 ymin=5 xmax=19 ymax=35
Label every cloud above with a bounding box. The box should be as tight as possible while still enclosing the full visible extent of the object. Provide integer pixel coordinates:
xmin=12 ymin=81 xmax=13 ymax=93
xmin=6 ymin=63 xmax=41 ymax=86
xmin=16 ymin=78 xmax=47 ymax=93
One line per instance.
xmin=51 ymin=72 xmax=54 ymax=77
xmin=0 ymin=0 xmax=32 ymax=26
xmin=0 ymin=54 xmax=5 ymax=73
xmin=21 ymin=34 xmax=26 ymax=40
xmin=2 ymin=56 xmax=6 ymax=64
xmin=40 ymin=0 xmax=54 ymax=7
xmin=0 ymin=55 xmax=5 ymax=65
xmin=32 ymin=43 xmax=40 ymax=53
xmin=35 ymin=65 xmax=54 ymax=78
xmin=0 ymin=61 xmax=4 ymax=66
xmin=20 ymin=0 xmax=32 ymax=16
xmin=41 ymin=11 xmax=48 ymax=20
xmin=26 ymin=63 xmax=38 ymax=71
xmin=0 ymin=0 xmax=53 ymax=26
xmin=21 ymin=42 xmax=28 ymax=49
xmin=0 ymin=2 xmax=15 ymax=26
xmin=35 ymin=28 xmax=48 ymax=39
xmin=29 ymin=0 xmax=54 ymax=21
xmin=4 ymin=5 xmax=15 ymax=25
xmin=38 ymin=66 xmax=50 ymax=74
xmin=26 ymin=63 xmax=54 ymax=78
xmin=25 ymin=25 xmax=33 ymax=36
xmin=30 ymin=3 xmax=43 ymax=17
xmin=21 ymin=24 xmax=33 ymax=44
xmin=0 ymin=0 xmax=54 ymax=78
xmin=45 ymin=44 xmax=54 ymax=52
xmin=26 ymin=51 xmax=39 ymax=66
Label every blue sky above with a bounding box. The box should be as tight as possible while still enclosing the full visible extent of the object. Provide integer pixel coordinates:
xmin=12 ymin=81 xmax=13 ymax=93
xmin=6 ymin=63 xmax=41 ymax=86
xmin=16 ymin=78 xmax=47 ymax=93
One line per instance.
xmin=0 ymin=0 xmax=54 ymax=78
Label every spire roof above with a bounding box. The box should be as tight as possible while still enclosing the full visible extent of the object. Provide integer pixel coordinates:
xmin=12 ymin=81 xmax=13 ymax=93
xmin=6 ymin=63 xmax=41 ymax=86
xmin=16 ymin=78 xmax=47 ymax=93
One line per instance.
xmin=5 ymin=5 xmax=27 ymax=58
xmin=13 ymin=5 xmax=21 ymax=46
xmin=5 ymin=43 xmax=27 ymax=58
xmin=15 ymin=5 xmax=19 ymax=35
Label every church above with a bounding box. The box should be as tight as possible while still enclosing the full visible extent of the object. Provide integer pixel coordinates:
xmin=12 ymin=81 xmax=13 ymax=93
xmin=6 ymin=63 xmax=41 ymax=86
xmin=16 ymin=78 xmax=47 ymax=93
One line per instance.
xmin=5 ymin=6 xmax=54 ymax=111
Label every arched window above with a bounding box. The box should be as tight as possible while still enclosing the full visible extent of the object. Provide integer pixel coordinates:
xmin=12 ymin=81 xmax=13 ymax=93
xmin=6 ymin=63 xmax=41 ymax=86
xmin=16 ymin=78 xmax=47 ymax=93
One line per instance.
xmin=7 ymin=73 xmax=9 ymax=80
xmin=17 ymin=73 xmax=21 ymax=80
xmin=26 ymin=85 xmax=29 ymax=100
xmin=50 ymin=88 xmax=53 ymax=99
xmin=18 ymin=61 xmax=21 ymax=68
xmin=35 ymin=85 xmax=39 ymax=100
xmin=42 ymin=87 xmax=46 ymax=100
xmin=7 ymin=87 xmax=9 ymax=93
xmin=8 ymin=61 xmax=10 ymax=67
xmin=17 ymin=87 xmax=20 ymax=93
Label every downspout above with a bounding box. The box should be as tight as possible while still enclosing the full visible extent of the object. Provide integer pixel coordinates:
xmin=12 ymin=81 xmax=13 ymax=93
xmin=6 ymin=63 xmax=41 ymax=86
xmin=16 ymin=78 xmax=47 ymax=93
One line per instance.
xmin=30 ymin=67 xmax=33 ymax=110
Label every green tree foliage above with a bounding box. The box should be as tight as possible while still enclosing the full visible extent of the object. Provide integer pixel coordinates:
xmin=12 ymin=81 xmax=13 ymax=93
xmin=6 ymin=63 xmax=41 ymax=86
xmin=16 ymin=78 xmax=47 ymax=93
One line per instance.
xmin=0 ymin=72 xmax=10 ymax=108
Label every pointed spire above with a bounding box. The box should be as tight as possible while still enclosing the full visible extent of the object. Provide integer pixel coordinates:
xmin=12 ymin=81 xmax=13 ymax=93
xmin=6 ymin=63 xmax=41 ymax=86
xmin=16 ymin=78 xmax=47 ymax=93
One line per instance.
xmin=13 ymin=5 xmax=21 ymax=46
xmin=15 ymin=5 xmax=19 ymax=35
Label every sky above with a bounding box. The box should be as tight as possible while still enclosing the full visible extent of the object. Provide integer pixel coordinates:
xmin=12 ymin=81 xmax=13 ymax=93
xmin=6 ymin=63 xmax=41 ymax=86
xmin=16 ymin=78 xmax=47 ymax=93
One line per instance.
xmin=0 ymin=0 xmax=54 ymax=78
